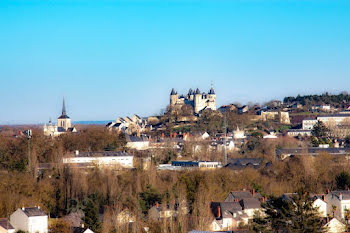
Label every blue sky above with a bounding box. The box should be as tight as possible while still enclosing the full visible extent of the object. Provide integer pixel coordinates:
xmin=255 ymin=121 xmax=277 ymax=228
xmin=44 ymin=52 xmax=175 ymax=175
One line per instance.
xmin=0 ymin=0 xmax=349 ymax=124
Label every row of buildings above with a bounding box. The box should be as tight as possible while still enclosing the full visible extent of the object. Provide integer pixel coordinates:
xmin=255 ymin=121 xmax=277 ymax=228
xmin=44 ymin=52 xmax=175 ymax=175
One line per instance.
xmin=288 ymin=111 xmax=350 ymax=137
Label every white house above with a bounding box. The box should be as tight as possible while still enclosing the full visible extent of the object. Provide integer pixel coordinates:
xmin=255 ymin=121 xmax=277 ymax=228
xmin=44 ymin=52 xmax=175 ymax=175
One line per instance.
xmin=311 ymin=195 xmax=327 ymax=217
xmin=233 ymin=126 xmax=246 ymax=139
xmin=10 ymin=207 xmax=48 ymax=233
xmin=63 ymin=151 xmax=134 ymax=168
xmin=201 ymin=132 xmax=210 ymax=140
xmin=209 ymin=190 xmax=263 ymax=231
xmin=125 ymin=135 xmax=149 ymax=150
xmin=326 ymin=191 xmax=350 ymax=219
xmin=0 ymin=219 xmax=15 ymax=233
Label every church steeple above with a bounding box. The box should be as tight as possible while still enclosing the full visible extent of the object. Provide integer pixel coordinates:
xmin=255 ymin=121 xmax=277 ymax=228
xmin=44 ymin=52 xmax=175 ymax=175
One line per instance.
xmin=62 ymin=97 xmax=66 ymax=116
xmin=58 ymin=97 xmax=70 ymax=119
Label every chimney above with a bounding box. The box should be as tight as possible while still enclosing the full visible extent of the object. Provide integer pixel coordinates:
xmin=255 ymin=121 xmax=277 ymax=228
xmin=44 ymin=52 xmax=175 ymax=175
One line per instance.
xmin=217 ymin=205 xmax=221 ymax=218
xmin=22 ymin=207 xmax=25 ymax=211
xmin=156 ymin=202 xmax=159 ymax=208
xmin=339 ymin=192 xmax=343 ymax=200
xmin=75 ymin=150 xmax=79 ymax=156
xmin=322 ymin=195 xmax=326 ymax=201
xmin=38 ymin=205 xmax=40 ymax=209
xmin=252 ymin=189 xmax=255 ymax=197
xmin=326 ymin=189 xmax=330 ymax=194
xmin=81 ymin=223 xmax=85 ymax=228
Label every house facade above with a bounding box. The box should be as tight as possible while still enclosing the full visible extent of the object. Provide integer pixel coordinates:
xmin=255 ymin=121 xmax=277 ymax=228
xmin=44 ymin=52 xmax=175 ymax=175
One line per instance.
xmin=10 ymin=207 xmax=48 ymax=233
xmin=326 ymin=191 xmax=350 ymax=219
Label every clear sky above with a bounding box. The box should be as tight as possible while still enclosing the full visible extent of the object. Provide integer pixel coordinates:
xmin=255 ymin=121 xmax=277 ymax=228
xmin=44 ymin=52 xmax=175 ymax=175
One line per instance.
xmin=0 ymin=0 xmax=349 ymax=124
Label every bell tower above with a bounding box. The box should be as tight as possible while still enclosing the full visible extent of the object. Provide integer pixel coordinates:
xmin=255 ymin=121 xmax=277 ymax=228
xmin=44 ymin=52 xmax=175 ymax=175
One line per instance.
xmin=57 ymin=97 xmax=71 ymax=131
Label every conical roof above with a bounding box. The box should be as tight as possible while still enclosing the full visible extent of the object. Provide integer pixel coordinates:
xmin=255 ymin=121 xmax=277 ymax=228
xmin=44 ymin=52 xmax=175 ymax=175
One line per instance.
xmin=170 ymin=88 xmax=177 ymax=95
xmin=209 ymin=86 xmax=215 ymax=95
xmin=58 ymin=97 xmax=70 ymax=119
xmin=195 ymin=88 xmax=201 ymax=94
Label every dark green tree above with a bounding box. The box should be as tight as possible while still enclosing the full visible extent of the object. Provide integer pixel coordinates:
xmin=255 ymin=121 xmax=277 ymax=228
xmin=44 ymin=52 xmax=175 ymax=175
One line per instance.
xmin=253 ymin=191 xmax=326 ymax=233
xmin=311 ymin=121 xmax=329 ymax=138
xmin=335 ymin=171 xmax=350 ymax=190
xmin=83 ymin=194 xmax=101 ymax=232
xmin=139 ymin=184 xmax=163 ymax=215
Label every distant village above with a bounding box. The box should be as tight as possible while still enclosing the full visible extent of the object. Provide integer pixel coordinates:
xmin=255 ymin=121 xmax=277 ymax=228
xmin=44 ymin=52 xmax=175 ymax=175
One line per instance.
xmin=2 ymin=86 xmax=350 ymax=233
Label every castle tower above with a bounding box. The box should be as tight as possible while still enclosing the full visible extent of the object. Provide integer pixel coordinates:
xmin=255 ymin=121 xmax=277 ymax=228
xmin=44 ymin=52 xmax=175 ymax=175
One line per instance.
xmin=207 ymin=83 xmax=217 ymax=110
xmin=188 ymin=88 xmax=194 ymax=101
xmin=57 ymin=97 xmax=71 ymax=131
xmin=194 ymin=88 xmax=202 ymax=114
xmin=170 ymin=88 xmax=178 ymax=106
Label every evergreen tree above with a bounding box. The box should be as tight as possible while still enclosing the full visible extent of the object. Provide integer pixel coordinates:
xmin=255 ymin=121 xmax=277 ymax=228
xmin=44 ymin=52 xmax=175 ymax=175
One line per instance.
xmin=335 ymin=171 xmax=350 ymax=190
xmin=83 ymin=194 xmax=101 ymax=232
xmin=311 ymin=121 xmax=329 ymax=138
xmin=253 ymin=191 xmax=326 ymax=233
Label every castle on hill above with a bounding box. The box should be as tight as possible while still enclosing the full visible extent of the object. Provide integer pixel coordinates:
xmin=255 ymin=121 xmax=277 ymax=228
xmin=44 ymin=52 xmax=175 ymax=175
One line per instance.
xmin=170 ymin=85 xmax=216 ymax=114
xmin=43 ymin=98 xmax=77 ymax=137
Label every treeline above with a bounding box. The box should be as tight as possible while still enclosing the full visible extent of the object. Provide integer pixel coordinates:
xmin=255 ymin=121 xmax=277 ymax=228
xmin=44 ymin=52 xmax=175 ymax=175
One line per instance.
xmin=283 ymin=92 xmax=350 ymax=107
xmin=0 ymin=126 xmax=126 ymax=172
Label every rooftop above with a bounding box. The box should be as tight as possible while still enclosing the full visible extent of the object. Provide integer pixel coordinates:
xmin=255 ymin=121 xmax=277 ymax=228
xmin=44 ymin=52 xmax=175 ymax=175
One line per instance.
xmin=20 ymin=207 xmax=47 ymax=217
xmin=73 ymin=151 xmax=133 ymax=158
xmin=0 ymin=218 xmax=14 ymax=230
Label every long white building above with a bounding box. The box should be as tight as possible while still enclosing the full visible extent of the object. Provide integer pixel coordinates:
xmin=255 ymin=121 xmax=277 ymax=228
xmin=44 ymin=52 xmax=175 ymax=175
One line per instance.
xmin=63 ymin=151 xmax=134 ymax=168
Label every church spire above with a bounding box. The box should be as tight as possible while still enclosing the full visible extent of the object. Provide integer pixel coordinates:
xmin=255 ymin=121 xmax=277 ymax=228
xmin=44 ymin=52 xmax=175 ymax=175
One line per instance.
xmin=58 ymin=97 xmax=70 ymax=119
xmin=62 ymin=97 xmax=66 ymax=116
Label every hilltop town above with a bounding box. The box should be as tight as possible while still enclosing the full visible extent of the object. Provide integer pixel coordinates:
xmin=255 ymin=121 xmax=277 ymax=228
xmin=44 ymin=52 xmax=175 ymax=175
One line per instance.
xmin=1 ymin=87 xmax=350 ymax=233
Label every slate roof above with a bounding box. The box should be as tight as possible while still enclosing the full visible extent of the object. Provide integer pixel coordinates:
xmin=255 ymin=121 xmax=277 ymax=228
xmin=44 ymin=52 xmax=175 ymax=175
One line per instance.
xmin=318 ymin=114 xmax=350 ymax=118
xmin=73 ymin=227 xmax=90 ymax=233
xmin=276 ymin=148 xmax=350 ymax=156
xmin=21 ymin=207 xmax=46 ymax=217
xmin=58 ymin=114 xmax=70 ymax=119
xmin=58 ymin=127 xmax=66 ymax=132
xmin=210 ymin=202 xmax=242 ymax=218
xmin=239 ymin=198 xmax=262 ymax=209
xmin=73 ymin=151 xmax=132 ymax=158
xmin=224 ymin=191 xmax=262 ymax=202
xmin=228 ymin=158 xmax=262 ymax=166
xmin=126 ymin=135 xmax=149 ymax=142
xmin=0 ymin=218 xmax=14 ymax=230
xmin=329 ymin=190 xmax=350 ymax=200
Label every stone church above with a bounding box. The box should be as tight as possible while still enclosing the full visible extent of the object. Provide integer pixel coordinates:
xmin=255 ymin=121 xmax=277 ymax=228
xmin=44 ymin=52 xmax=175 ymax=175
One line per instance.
xmin=170 ymin=85 xmax=216 ymax=114
xmin=43 ymin=98 xmax=77 ymax=137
